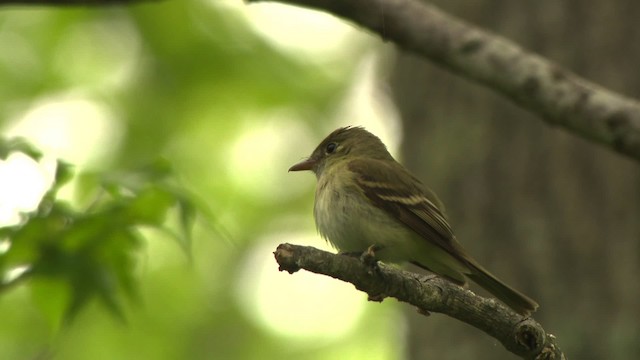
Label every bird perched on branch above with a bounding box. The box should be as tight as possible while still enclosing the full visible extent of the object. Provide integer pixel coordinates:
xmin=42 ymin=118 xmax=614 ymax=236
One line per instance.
xmin=289 ymin=126 xmax=538 ymax=316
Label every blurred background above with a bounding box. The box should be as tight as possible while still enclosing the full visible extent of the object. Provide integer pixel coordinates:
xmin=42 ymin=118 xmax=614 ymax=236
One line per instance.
xmin=0 ymin=0 xmax=638 ymax=359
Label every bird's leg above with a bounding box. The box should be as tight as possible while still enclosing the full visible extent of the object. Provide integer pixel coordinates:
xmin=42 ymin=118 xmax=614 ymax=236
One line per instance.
xmin=359 ymin=244 xmax=380 ymax=266
xmin=339 ymin=245 xmax=383 ymax=273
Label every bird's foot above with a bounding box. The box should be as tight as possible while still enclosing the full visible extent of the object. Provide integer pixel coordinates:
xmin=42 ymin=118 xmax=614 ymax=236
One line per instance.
xmin=360 ymin=244 xmax=383 ymax=274
xmin=339 ymin=245 xmax=383 ymax=274
xmin=360 ymin=244 xmax=380 ymax=266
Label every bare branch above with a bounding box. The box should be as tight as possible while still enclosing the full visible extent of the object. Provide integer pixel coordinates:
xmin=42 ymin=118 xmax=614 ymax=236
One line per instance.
xmin=274 ymin=243 xmax=565 ymax=359
xmin=249 ymin=0 xmax=640 ymax=162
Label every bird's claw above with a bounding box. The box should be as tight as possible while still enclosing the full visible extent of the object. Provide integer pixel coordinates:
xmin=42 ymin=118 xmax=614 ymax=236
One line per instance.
xmin=360 ymin=244 xmax=382 ymax=274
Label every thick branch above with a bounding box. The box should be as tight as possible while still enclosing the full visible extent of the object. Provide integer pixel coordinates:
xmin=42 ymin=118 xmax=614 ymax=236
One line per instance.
xmin=250 ymin=0 xmax=640 ymax=162
xmin=274 ymin=243 xmax=564 ymax=359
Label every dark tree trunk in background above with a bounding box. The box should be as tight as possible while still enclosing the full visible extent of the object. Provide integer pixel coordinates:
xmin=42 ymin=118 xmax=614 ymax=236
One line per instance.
xmin=390 ymin=1 xmax=640 ymax=359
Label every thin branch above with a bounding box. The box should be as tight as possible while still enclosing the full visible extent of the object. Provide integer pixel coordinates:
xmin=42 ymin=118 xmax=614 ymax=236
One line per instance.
xmin=274 ymin=243 xmax=565 ymax=360
xmin=249 ymin=0 xmax=640 ymax=162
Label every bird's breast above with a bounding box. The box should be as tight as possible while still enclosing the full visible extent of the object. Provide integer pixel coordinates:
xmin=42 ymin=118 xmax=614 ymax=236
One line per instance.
xmin=313 ymin=173 xmax=410 ymax=257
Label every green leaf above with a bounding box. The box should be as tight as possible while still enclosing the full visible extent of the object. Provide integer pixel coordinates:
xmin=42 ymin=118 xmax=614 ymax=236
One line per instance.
xmin=1 ymin=214 xmax=65 ymax=269
xmin=125 ymin=185 xmax=176 ymax=226
xmin=177 ymin=198 xmax=196 ymax=254
xmin=52 ymin=160 xmax=74 ymax=192
xmin=0 ymin=137 xmax=43 ymax=160
xmin=30 ymin=278 xmax=71 ymax=331
xmin=0 ymin=155 xmax=208 ymax=324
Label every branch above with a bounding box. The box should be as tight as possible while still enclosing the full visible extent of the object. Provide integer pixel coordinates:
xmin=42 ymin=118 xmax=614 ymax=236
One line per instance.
xmin=274 ymin=243 xmax=565 ymax=360
xmin=249 ymin=0 xmax=640 ymax=162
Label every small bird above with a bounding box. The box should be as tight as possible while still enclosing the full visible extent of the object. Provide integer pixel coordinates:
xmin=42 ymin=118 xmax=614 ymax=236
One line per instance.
xmin=289 ymin=126 xmax=538 ymax=315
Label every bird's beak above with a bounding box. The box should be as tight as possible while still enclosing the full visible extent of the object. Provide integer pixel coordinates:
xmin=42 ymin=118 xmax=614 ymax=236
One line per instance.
xmin=289 ymin=158 xmax=316 ymax=172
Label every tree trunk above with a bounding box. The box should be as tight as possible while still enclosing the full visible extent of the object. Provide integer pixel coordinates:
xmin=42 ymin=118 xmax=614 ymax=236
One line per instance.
xmin=390 ymin=1 xmax=640 ymax=359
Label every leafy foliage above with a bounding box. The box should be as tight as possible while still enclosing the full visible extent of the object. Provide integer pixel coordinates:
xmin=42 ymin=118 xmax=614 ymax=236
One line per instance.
xmin=0 ymin=139 xmax=197 ymax=325
xmin=0 ymin=2 xmax=388 ymax=360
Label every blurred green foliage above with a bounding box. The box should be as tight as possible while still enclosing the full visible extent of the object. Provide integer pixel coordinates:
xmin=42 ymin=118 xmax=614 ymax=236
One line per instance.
xmin=0 ymin=146 xmax=195 ymax=324
xmin=0 ymin=2 xmax=399 ymax=360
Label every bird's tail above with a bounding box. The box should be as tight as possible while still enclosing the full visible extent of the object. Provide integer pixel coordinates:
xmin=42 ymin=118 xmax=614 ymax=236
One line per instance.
xmin=466 ymin=262 xmax=538 ymax=316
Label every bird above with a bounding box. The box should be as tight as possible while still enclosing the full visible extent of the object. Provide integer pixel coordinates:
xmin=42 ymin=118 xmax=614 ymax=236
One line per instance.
xmin=289 ymin=126 xmax=538 ymax=316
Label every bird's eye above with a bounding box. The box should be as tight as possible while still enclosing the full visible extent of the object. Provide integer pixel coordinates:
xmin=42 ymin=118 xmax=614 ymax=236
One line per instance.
xmin=325 ymin=142 xmax=337 ymax=154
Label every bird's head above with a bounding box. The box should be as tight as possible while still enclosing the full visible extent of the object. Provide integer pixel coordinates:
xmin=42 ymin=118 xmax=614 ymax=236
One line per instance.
xmin=289 ymin=126 xmax=393 ymax=176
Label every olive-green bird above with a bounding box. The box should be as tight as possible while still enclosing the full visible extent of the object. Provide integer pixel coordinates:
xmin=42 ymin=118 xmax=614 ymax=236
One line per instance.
xmin=289 ymin=126 xmax=538 ymax=315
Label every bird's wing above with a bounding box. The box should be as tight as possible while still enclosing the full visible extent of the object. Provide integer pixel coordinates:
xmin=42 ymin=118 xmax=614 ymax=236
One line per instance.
xmin=348 ymin=158 xmax=470 ymax=264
